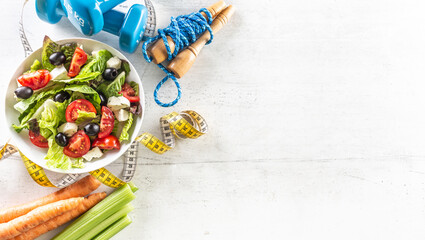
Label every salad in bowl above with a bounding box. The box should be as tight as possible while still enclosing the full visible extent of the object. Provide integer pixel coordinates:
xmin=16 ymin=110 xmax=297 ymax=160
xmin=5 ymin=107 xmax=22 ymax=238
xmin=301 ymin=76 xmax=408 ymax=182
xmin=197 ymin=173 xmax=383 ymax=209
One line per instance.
xmin=6 ymin=36 xmax=144 ymax=173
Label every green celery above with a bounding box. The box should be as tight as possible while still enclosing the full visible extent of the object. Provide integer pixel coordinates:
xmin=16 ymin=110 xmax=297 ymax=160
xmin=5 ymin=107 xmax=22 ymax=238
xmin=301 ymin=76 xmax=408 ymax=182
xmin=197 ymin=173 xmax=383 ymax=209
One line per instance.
xmin=79 ymin=204 xmax=134 ymax=240
xmin=128 ymin=182 xmax=139 ymax=192
xmin=92 ymin=215 xmax=132 ymax=240
xmin=53 ymin=184 xmax=136 ymax=240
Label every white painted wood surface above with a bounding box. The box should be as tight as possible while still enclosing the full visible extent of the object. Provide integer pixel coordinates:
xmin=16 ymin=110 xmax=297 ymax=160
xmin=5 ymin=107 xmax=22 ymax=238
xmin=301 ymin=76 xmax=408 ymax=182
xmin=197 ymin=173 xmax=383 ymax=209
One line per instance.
xmin=2 ymin=0 xmax=425 ymax=239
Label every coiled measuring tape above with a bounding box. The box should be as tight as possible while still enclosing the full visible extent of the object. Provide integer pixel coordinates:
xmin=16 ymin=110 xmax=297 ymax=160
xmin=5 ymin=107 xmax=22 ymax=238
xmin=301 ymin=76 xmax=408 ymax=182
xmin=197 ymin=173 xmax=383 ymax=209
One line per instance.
xmin=0 ymin=111 xmax=207 ymax=188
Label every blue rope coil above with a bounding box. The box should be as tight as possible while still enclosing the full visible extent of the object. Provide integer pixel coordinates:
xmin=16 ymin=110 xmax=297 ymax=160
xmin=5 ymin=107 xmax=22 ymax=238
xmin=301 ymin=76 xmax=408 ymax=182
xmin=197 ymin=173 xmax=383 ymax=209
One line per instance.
xmin=142 ymin=8 xmax=214 ymax=107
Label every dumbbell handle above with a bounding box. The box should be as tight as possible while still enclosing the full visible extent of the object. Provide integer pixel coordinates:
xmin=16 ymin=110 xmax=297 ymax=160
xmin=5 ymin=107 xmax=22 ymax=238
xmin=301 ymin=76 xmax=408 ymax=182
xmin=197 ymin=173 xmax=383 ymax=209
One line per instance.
xmin=147 ymin=0 xmax=227 ymax=64
xmin=167 ymin=5 xmax=235 ymax=79
xmin=97 ymin=0 xmax=126 ymax=13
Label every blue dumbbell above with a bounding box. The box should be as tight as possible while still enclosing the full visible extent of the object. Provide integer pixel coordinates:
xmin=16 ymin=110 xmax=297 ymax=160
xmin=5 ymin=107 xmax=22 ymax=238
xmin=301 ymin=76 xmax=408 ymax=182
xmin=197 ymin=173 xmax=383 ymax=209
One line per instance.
xmin=35 ymin=0 xmax=148 ymax=53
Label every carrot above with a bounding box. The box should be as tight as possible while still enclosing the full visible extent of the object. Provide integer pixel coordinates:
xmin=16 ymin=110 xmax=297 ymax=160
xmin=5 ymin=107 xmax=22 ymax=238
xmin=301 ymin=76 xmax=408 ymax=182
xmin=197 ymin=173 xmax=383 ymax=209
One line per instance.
xmin=12 ymin=193 xmax=107 ymax=240
xmin=0 ymin=175 xmax=100 ymax=223
xmin=0 ymin=197 xmax=84 ymax=240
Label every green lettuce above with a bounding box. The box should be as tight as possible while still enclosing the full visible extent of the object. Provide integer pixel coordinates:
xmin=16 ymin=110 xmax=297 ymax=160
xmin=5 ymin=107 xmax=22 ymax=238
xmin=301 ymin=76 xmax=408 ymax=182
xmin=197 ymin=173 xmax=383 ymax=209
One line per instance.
xmin=14 ymin=84 xmax=65 ymax=114
xmin=60 ymin=42 xmax=77 ymax=70
xmin=96 ymin=71 xmax=126 ymax=98
xmin=75 ymin=110 xmax=96 ymax=124
xmin=12 ymin=122 xmax=29 ymax=133
xmin=129 ymin=81 xmax=139 ymax=96
xmin=120 ymin=60 xmax=131 ymax=77
xmin=38 ymin=100 xmax=60 ymax=136
xmin=24 ymin=59 xmax=42 ymax=74
xmin=65 ymin=84 xmax=101 ymax=112
xmin=55 ymin=99 xmax=70 ymax=124
xmin=78 ymin=49 xmax=112 ymax=75
xmin=71 ymin=158 xmax=85 ymax=168
xmin=41 ymin=36 xmax=60 ymax=71
xmin=45 ymin=137 xmax=71 ymax=170
xmin=119 ymin=113 xmax=133 ymax=142
xmin=53 ymin=72 xmax=101 ymax=84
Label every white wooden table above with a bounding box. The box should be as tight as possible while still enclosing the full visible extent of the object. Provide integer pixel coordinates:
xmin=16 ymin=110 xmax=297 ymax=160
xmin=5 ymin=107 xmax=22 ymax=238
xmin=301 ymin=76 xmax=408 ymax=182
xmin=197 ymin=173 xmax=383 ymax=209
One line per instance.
xmin=2 ymin=0 xmax=425 ymax=239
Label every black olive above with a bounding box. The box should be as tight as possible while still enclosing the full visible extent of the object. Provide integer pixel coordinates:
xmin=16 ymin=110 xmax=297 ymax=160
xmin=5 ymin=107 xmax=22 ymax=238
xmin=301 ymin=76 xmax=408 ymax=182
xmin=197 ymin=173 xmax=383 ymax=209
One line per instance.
xmin=84 ymin=123 xmax=100 ymax=136
xmin=103 ymin=68 xmax=118 ymax=81
xmin=98 ymin=92 xmax=107 ymax=106
xmin=55 ymin=133 xmax=69 ymax=147
xmin=49 ymin=52 xmax=66 ymax=66
xmin=54 ymin=91 xmax=70 ymax=103
xmin=14 ymin=86 xmax=33 ymax=99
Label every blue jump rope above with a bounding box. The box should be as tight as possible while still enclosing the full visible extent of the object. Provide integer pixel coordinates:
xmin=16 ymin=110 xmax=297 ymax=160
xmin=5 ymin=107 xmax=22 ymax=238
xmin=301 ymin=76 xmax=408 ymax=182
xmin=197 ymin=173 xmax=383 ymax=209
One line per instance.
xmin=142 ymin=8 xmax=214 ymax=107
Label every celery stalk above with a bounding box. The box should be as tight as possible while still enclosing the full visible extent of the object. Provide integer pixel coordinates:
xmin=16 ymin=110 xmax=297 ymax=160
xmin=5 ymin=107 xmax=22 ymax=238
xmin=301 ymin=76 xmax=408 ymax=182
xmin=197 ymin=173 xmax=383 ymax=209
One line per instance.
xmin=53 ymin=184 xmax=136 ymax=240
xmin=92 ymin=215 xmax=132 ymax=240
xmin=78 ymin=204 xmax=134 ymax=240
xmin=128 ymin=181 xmax=139 ymax=192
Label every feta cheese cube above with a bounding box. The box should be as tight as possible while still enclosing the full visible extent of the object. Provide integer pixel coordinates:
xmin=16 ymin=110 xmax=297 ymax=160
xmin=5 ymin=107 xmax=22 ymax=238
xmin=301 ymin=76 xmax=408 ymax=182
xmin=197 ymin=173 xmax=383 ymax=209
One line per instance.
xmin=50 ymin=65 xmax=70 ymax=80
xmin=114 ymin=109 xmax=129 ymax=122
xmin=58 ymin=122 xmax=78 ymax=137
xmin=106 ymin=57 xmax=122 ymax=69
xmin=107 ymin=96 xmax=130 ymax=111
xmin=82 ymin=147 xmax=103 ymax=161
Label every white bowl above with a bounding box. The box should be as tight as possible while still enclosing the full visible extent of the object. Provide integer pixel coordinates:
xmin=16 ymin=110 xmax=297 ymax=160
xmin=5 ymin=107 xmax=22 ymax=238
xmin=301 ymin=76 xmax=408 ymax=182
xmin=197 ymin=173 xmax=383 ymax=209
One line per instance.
xmin=4 ymin=38 xmax=145 ymax=174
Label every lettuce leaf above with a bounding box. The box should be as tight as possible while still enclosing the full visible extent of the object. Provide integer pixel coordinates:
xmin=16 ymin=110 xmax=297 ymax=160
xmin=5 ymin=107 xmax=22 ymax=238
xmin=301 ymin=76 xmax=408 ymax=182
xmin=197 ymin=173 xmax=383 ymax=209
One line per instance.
xmin=14 ymin=84 xmax=65 ymax=115
xmin=12 ymin=122 xmax=29 ymax=133
xmin=120 ymin=59 xmax=131 ymax=77
xmin=53 ymin=72 xmax=101 ymax=84
xmin=96 ymin=71 xmax=126 ymax=98
xmin=24 ymin=59 xmax=42 ymax=74
xmin=71 ymin=158 xmax=85 ymax=168
xmin=45 ymin=137 xmax=71 ymax=170
xmin=55 ymin=99 xmax=70 ymax=124
xmin=64 ymin=84 xmax=101 ymax=112
xmin=129 ymin=81 xmax=139 ymax=96
xmin=119 ymin=113 xmax=133 ymax=142
xmin=75 ymin=110 xmax=96 ymax=124
xmin=78 ymin=49 xmax=113 ymax=75
xmin=38 ymin=100 xmax=59 ymax=136
xmin=41 ymin=36 xmax=60 ymax=71
xmin=60 ymin=42 xmax=77 ymax=70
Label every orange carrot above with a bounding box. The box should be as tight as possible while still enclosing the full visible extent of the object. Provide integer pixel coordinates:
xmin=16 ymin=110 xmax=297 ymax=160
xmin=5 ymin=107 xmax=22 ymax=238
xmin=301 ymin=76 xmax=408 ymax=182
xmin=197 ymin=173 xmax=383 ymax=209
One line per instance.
xmin=0 ymin=197 xmax=84 ymax=240
xmin=12 ymin=193 xmax=107 ymax=240
xmin=0 ymin=175 xmax=100 ymax=223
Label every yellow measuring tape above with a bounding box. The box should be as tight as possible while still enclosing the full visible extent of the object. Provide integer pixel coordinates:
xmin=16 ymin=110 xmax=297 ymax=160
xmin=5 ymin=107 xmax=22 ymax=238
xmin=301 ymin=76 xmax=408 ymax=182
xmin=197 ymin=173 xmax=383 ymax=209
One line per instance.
xmin=0 ymin=111 xmax=207 ymax=188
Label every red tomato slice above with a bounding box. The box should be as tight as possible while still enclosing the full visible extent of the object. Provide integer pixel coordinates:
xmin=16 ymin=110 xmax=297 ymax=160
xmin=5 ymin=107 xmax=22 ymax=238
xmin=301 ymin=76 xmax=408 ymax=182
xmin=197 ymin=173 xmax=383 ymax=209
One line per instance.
xmin=92 ymin=135 xmax=120 ymax=150
xmin=119 ymin=83 xmax=140 ymax=103
xmin=63 ymin=130 xmax=91 ymax=158
xmin=98 ymin=106 xmax=114 ymax=139
xmin=17 ymin=69 xmax=51 ymax=90
xmin=68 ymin=47 xmax=87 ymax=77
xmin=65 ymin=99 xmax=97 ymax=123
xmin=29 ymin=130 xmax=49 ymax=148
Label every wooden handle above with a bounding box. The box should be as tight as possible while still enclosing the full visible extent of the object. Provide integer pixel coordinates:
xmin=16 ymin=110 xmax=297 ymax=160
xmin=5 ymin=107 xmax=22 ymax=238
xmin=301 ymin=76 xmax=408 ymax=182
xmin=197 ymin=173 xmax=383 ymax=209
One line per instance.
xmin=147 ymin=0 xmax=227 ymax=64
xmin=167 ymin=5 xmax=235 ymax=78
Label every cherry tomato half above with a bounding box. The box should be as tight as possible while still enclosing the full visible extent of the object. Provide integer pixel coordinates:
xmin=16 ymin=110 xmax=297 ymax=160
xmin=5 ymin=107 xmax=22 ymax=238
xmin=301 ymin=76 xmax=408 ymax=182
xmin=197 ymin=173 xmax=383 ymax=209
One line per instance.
xmin=68 ymin=47 xmax=87 ymax=77
xmin=17 ymin=69 xmax=51 ymax=90
xmin=98 ymin=106 xmax=114 ymax=139
xmin=119 ymin=83 xmax=140 ymax=103
xmin=29 ymin=130 xmax=49 ymax=148
xmin=65 ymin=99 xmax=97 ymax=123
xmin=92 ymin=135 xmax=120 ymax=150
xmin=63 ymin=130 xmax=91 ymax=158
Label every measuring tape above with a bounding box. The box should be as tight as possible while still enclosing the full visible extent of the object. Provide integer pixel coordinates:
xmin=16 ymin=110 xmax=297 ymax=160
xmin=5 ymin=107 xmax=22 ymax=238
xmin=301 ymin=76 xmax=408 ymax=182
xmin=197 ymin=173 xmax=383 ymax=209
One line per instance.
xmin=0 ymin=111 xmax=207 ymax=188
xmin=136 ymin=110 xmax=208 ymax=154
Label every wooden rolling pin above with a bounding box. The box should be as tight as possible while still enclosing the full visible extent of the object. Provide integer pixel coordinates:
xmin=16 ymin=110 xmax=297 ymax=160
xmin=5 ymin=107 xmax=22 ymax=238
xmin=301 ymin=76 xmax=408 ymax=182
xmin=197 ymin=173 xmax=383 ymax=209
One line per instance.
xmin=147 ymin=0 xmax=227 ymax=64
xmin=167 ymin=5 xmax=235 ymax=78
